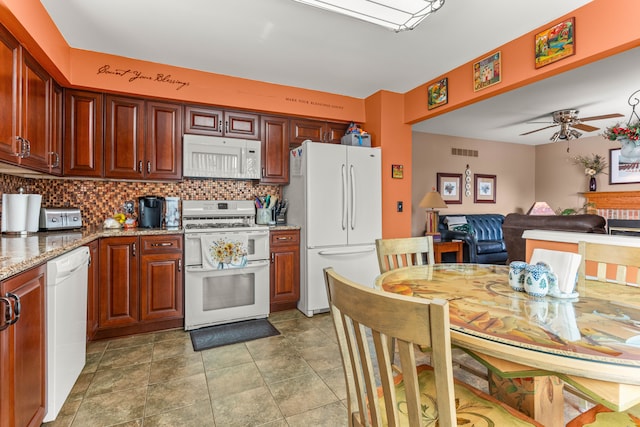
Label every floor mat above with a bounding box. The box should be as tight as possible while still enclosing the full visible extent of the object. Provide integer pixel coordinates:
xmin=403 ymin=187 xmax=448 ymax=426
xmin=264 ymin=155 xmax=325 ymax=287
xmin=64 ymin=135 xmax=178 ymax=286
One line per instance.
xmin=190 ymin=318 xmax=280 ymax=351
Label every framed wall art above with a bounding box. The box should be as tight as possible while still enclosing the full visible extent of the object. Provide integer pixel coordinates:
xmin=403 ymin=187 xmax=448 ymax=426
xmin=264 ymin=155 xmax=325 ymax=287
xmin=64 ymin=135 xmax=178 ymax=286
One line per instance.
xmin=535 ymin=17 xmax=575 ymax=69
xmin=391 ymin=164 xmax=403 ymax=179
xmin=609 ymin=148 xmax=640 ymax=184
xmin=437 ymin=173 xmax=462 ymax=204
xmin=427 ymin=77 xmax=448 ymax=110
xmin=473 ymin=51 xmax=501 ymax=92
xmin=474 ymin=174 xmax=496 ymax=203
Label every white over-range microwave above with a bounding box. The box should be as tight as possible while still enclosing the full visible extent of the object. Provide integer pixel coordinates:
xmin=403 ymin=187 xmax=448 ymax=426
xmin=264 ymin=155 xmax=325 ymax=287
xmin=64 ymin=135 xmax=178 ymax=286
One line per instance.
xmin=183 ymin=134 xmax=261 ymax=179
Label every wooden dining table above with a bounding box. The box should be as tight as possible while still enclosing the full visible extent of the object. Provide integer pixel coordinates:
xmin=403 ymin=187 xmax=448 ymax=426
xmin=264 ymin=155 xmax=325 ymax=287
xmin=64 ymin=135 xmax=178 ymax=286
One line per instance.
xmin=375 ymin=263 xmax=640 ymax=426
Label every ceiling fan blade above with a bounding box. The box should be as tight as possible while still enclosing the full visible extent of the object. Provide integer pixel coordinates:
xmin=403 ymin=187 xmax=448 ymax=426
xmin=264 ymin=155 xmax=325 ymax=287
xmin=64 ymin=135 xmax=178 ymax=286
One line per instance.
xmin=519 ymin=124 xmax=558 ymax=136
xmin=579 ymin=113 xmax=624 ymax=121
xmin=571 ymin=123 xmax=599 ymax=132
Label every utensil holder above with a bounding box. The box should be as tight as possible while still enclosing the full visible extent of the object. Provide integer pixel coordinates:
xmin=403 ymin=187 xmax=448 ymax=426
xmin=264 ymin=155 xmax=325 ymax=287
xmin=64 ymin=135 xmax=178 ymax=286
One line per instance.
xmin=257 ymin=208 xmax=272 ymax=225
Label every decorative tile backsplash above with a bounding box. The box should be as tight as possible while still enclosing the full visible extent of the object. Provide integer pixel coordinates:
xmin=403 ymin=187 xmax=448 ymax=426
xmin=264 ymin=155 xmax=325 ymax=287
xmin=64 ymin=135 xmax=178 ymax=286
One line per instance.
xmin=0 ymin=174 xmax=281 ymax=228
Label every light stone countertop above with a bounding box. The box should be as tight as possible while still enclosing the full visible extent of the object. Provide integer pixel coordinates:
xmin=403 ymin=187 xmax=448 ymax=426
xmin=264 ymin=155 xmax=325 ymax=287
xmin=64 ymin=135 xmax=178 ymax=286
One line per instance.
xmin=0 ymin=225 xmax=301 ymax=281
xmin=0 ymin=227 xmax=183 ymax=281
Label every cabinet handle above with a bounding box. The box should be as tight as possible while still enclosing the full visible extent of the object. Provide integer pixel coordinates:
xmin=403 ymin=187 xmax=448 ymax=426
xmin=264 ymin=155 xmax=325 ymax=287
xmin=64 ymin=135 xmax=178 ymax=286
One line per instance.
xmin=138 ymin=161 xmax=143 ymax=173
xmin=0 ymin=296 xmax=12 ymax=331
xmin=178 ymin=259 xmax=182 ymax=272
xmin=132 ymin=242 xmax=136 ymax=257
xmin=22 ymin=138 xmax=31 ymax=158
xmin=151 ymin=242 xmax=173 ymax=247
xmin=6 ymin=293 xmax=20 ymax=325
xmin=271 ymin=253 xmax=274 ymax=263
xmin=15 ymin=136 xmax=27 ymax=158
xmin=147 ymin=161 xmax=151 ymax=173
xmin=225 ymin=120 xmax=229 ymax=134
xmin=49 ymin=151 xmax=60 ymax=168
xmin=276 ymin=236 xmax=291 ymax=240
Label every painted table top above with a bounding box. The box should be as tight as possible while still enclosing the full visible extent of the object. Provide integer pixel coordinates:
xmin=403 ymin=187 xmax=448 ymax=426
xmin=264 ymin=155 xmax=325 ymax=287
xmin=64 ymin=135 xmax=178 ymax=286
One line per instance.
xmin=375 ymin=264 xmax=640 ymax=385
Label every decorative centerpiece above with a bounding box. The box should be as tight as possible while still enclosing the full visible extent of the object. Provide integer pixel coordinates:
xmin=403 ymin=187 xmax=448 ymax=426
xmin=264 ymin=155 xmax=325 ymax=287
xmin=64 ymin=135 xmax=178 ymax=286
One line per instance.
xmin=572 ymin=153 xmax=607 ymax=191
xmin=603 ymin=120 xmax=640 ymax=163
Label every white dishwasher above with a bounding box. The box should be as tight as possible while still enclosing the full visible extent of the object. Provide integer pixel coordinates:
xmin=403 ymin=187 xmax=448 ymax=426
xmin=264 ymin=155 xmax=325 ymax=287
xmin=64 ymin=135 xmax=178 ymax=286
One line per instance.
xmin=44 ymin=246 xmax=89 ymax=422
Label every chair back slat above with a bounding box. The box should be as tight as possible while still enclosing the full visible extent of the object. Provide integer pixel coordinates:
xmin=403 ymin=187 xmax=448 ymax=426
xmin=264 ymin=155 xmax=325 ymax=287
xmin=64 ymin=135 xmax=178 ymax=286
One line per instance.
xmin=578 ymin=241 xmax=640 ymax=287
xmin=324 ymin=267 xmax=456 ymax=427
xmin=376 ymin=236 xmax=435 ymax=274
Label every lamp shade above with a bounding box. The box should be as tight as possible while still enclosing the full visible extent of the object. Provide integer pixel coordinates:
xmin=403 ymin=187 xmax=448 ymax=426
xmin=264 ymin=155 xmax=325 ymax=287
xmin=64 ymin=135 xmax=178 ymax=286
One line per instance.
xmin=419 ymin=190 xmax=448 ymax=209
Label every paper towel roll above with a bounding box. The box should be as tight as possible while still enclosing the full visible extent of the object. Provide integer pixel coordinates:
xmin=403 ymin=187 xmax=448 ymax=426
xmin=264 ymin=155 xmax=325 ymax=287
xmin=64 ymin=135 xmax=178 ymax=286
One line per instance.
xmin=26 ymin=194 xmax=42 ymax=232
xmin=2 ymin=194 xmax=29 ymax=233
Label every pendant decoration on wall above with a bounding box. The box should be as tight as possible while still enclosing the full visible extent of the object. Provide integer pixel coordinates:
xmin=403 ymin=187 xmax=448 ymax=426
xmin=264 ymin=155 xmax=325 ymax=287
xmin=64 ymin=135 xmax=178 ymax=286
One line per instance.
xmin=465 ymin=165 xmax=472 ymax=197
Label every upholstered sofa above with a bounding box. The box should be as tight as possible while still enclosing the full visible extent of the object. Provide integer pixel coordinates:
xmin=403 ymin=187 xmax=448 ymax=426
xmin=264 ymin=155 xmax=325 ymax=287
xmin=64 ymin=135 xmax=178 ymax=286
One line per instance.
xmin=438 ymin=214 xmax=508 ymax=264
xmin=502 ymin=213 xmax=607 ymax=263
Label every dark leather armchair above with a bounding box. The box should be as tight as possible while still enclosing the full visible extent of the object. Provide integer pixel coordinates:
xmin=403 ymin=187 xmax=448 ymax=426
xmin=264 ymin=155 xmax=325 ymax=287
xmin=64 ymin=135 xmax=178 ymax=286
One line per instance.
xmin=502 ymin=213 xmax=607 ymax=263
xmin=438 ymin=214 xmax=508 ymax=264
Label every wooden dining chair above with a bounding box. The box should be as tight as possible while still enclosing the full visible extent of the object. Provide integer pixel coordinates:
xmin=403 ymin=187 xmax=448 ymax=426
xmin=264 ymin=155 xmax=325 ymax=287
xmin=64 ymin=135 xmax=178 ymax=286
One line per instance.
xmin=375 ymin=236 xmax=435 ymax=274
xmin=577 ymin=241 xmax=640 ymax=287
xmin=568 ymin=241 xmax=640 ymax=426
xmin=323 ymin=267 xmax=542 ymax=427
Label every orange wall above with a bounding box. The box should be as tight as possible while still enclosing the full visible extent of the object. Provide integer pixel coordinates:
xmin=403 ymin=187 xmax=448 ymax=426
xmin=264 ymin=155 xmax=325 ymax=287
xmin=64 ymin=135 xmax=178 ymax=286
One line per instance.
xmin=364 ymin=91 xmax=412 ymax=238
xmin=404 ymin=0 xmax=640 ymax=126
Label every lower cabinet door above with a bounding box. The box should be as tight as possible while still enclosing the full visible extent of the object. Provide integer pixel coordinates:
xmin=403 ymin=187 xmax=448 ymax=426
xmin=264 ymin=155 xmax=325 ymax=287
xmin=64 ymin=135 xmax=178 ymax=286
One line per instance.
xmin=140 ymin=253 xmax=184 ymax=321
xmin=0 ymin=264 xmax=46 ymax=427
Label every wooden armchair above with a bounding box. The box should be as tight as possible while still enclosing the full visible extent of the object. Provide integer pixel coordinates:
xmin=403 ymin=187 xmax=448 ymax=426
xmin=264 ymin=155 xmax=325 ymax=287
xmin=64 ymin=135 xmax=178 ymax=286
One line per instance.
xmin=323 ymin=267 xmax=541 ymax=427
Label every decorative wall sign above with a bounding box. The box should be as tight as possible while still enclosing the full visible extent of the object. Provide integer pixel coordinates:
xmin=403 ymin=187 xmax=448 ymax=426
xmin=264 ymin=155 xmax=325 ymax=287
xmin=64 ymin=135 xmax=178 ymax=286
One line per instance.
xmin=474 ymin=174 xmax=496 ymax=203
xmin=473 ymin=51 xmax=501 ymax=92
xmin=427 ymin=78 xmax=448 ymax=110
xmin=609 ymin=148 xmax=640 ymax=184
xmin=391 ymin=164 xmax=404 ymax=179
xmin=437 ymin=173 xmax=462 ymax=204
xmin=97 ymin=64 xmax=190 ymax=90
xmin=535 ymin=18 xmax=575 ymax=69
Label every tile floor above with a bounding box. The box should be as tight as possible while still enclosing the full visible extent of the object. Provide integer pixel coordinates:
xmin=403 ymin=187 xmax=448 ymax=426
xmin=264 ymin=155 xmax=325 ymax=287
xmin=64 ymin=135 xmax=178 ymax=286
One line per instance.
xmin=43 ymin=309 xmax=585 ymax=426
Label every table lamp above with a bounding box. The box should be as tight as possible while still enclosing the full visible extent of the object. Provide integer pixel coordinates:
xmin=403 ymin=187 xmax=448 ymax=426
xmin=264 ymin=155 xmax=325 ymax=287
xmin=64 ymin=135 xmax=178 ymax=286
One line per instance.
xmin=419 ymin=187 xmax=448 ymax=234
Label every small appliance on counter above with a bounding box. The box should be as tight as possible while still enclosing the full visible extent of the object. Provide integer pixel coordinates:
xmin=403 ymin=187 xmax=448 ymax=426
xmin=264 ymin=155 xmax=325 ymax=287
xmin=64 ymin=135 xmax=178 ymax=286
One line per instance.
xmin=1 ymin=191 xmax=42 ymax=234
xmin=138 ymin=196 xmax=164 ymax=228
xmin=39 ymin=208 xmax=83 ymax=231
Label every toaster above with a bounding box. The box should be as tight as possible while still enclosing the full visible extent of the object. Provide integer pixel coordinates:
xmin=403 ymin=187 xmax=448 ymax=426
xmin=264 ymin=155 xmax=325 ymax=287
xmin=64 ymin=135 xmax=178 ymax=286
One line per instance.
xmin=39 ymin=208 xmax=83 ymax=231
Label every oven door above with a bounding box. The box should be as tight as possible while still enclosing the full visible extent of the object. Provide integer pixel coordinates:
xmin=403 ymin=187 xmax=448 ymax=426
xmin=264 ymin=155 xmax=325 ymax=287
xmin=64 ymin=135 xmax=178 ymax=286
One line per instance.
xmin=184 ymin=260 xmax=270 ymax=330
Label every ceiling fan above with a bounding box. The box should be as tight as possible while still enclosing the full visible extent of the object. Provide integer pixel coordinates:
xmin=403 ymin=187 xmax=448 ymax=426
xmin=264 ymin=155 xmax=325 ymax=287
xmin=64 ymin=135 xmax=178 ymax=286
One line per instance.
xmin=520 ymin=109 xmax=624 ymax=141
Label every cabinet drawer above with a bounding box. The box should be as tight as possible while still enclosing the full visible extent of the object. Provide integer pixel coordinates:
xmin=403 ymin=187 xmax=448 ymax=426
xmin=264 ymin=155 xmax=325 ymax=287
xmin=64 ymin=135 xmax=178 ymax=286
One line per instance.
xmin=140 ymin=234 xmax=183 ymax=254
xmin=270 ymin=230 xmax=300 ymax=247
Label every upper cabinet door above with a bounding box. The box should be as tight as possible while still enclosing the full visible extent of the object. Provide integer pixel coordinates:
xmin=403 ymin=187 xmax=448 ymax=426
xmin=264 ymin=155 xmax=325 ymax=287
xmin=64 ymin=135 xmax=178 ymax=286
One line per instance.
xmin=18 ymin=51 xmax=53 ymax=173
xmin=0 ymin=25 xmax=19 ymax=162
xmin=146 ymin=101 xmax=183 ymax=180
xmin=184 ymin=105 xmax=260 ymax=139
xmin=260 ymin=115 xmax=289 ymax=184
xmin=290 ymin=119 xmax=325 ymax=145
xmin=105 ymin=95 xmax=145 ymax=179
xmin=63 ymin=89 xmax=104 ymax=177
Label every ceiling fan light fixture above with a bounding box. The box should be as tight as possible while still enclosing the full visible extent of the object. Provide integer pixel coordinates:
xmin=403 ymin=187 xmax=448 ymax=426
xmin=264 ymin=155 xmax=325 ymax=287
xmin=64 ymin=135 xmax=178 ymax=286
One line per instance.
xmin=569 ymin=129 xmax=582 ymax=139
xmin=291 ymin=0 xmax=445 ymax=32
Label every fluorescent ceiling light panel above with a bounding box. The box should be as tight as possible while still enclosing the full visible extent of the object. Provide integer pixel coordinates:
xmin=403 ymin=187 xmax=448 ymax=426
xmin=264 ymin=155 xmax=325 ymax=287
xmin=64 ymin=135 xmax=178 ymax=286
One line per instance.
xmin=292 ymin=0 xmax=445 ymax=32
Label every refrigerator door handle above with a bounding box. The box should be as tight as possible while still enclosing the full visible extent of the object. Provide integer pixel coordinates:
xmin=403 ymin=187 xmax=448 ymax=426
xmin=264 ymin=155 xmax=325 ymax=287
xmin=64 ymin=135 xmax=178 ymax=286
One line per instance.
xmin=350 ymin=164 xmax=356 ymax=230
xmin=341 ymin=164 xmax=347 ymax=230
xmin=318 ymin=247 xmax=376 ymax=256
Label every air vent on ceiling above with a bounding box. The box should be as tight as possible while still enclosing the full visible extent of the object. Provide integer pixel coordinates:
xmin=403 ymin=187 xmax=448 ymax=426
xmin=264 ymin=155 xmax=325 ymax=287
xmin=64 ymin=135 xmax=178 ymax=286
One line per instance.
xmin=451 ymin=148 xmax=478 ymax=157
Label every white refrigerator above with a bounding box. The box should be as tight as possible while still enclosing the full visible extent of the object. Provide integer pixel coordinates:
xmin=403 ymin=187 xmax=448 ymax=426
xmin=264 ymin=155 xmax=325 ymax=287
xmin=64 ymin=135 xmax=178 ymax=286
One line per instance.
xmin=284 ymin=141 xmax=382 ymax=316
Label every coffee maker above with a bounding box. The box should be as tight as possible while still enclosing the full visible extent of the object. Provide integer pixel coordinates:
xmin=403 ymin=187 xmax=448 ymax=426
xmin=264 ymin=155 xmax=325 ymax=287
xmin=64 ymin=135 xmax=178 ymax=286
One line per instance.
xmin=138 ymin=196 xmax=164 ymax=228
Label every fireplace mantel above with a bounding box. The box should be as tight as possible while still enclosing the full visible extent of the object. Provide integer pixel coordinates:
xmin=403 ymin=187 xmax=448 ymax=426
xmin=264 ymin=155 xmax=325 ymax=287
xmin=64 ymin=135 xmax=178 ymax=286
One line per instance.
xmin=582 ymin=191 xmax=640 ymax=210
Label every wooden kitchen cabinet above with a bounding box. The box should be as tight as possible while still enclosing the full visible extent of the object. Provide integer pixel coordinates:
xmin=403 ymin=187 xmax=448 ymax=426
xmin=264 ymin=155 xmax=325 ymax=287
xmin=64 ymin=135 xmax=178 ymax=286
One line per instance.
xmin=95 ymin=234 xmax=183 ymax=340
xmin=289 ymin=118 xmax=348 ymax=146
xmin=63 ymin=89 xmax=104 ymax=177
xmin=140 ymin=234 xmax=183 ymax=321
xmin=105 ymin=96 xmax=183 ymax=180
xmin=184 ymin=105 xmax=260 ymax=139
xmin=0 ymin=264 xmax=46 ymax=427
xmin=86 ymin=239 xmax=100 ymax=340
xmin=99 ymin=236 xmax=139 ymax=330
xmin=260 ymin=115 xmax=289 ymax=184
xmin=269 ymin=229 xmax=300 ymax=312
xmin=0 ymin=23 xmax=58 ymax=174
